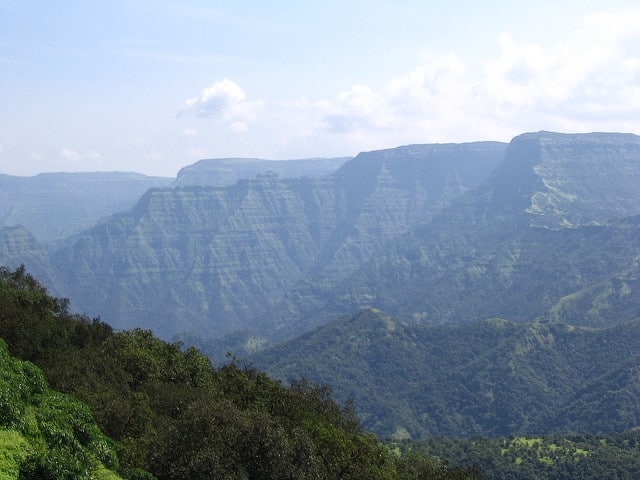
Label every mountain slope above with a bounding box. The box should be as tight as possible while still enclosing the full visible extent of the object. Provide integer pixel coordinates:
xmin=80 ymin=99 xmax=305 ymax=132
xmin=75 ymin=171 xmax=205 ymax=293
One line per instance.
xmin=0 ymin=225 xmax=60 ymax=294
xmin=0 ymin=266 xmax=474 ymax=480
xmin=287 ymin=132 xmax=640 ymax=334
xmin=8 ymin=132 xmax=640 ymax=346
xmin=0 ymin=338 xmax=123 ymax=479
xmin=43 ymin=142 xmax=505 ymax=339
xmin=256 ymin=309 xmax=640 ymax=439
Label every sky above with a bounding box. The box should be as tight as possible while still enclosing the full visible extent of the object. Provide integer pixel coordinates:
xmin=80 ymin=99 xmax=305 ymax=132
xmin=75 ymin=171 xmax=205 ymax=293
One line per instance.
xmin=2 ymin=1 xmax=640 ymax=177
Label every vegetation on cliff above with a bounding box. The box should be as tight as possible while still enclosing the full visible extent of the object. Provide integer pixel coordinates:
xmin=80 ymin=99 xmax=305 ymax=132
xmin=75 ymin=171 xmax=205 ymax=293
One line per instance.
xmin=0 ymin=266 xmax=477 ymax=479
xmin=257 ymin=308 xmax=640 ymax=439
xmin=0 ymin=337 xmax=122 ymax=479
xmin=399 ymin=430 xmax=640 ymax=479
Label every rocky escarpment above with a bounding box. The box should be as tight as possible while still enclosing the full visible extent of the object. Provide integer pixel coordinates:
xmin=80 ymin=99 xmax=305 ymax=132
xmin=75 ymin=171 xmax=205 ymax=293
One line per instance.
xmin=299 ymin=132 xmax=640 ymax=334
xmin=488 ymin=131 xmax=640 ymax=227
xmin=48 ymin=142 xmax=506 ymax=340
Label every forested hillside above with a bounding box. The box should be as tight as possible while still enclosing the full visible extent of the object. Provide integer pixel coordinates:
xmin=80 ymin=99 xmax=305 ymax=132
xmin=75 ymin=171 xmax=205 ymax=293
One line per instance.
xmin=400 ymin=430 xmax=640 ymax=480
xmin=257 ymin=309 xmax=640 ymax=439
xmin=0 ymin=338 xmax=123 ymax=479
xmin=0 ymin=266 xmax=477 ymax=480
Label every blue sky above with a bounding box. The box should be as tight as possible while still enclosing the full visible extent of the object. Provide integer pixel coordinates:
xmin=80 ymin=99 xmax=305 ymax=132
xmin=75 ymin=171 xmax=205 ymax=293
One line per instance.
xmin=2 ymin=1 xmax=640 ymax=176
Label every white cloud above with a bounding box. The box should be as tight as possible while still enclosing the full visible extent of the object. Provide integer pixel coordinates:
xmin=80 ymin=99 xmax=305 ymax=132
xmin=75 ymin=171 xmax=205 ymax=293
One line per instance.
xmin=56 ymin=148 xmax=103 ymax=169
xmin=179 ymin=79 xmax=264 ymax=130
xmin=277 ymin=9 xmax=640 ymax=149
xmin=167 ymin=10 xmax=640 ymax=163
xmin=60 ymin=147 xmax=81 ymax=162
xmin=187 ymin=147 xmax=206 ymax=158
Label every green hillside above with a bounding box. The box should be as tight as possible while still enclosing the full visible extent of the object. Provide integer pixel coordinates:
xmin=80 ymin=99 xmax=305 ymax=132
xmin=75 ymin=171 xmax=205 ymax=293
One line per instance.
xmin=256 ymin=308 xmax=640 ymax=439
xmin=401 ymin=430 xmax=640 ymax=480
xmin=0 ymin=266 xmax=476 ymax=480
xmin=0 ymin=338 xmax=123 ymax=479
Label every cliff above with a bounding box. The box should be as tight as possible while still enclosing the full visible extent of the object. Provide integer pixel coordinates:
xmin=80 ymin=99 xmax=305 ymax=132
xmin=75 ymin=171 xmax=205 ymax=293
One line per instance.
xmin=48 ymin=142 xmax=506 ymax=339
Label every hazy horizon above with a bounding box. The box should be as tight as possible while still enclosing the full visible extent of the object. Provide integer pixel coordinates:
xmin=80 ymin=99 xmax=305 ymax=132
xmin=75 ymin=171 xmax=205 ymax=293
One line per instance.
xmin=2 ymin=0 xmax=640 ymax=177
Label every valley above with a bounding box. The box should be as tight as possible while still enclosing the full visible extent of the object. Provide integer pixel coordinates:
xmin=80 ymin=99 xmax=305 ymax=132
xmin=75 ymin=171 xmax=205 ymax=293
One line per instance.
xmin=2 ymin=131 xmax=640 ymax=479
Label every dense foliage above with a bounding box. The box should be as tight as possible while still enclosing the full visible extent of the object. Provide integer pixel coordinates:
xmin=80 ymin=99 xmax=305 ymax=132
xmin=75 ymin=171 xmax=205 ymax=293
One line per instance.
xmin=400 ymin=430 xmax=640 ymax=479
xmin=0 ymin=266 xmax=476 ymax=479
xmin=0 ymin=338 xmax=121 ymax=479
xmin=257 ymin=309 xmax=640 ymax=439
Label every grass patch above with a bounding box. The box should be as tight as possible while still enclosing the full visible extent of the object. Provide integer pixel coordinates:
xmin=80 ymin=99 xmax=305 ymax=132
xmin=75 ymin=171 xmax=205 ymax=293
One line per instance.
xmin=0 ymin=430 xmax=31 ymax=480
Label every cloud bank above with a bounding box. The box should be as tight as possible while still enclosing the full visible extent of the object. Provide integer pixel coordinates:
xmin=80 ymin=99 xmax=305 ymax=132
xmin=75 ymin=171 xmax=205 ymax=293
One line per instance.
xmin=275 ymin=10 xmax=640 ymax=152
xmin=179 ymin=11 xmax=640 ymax=161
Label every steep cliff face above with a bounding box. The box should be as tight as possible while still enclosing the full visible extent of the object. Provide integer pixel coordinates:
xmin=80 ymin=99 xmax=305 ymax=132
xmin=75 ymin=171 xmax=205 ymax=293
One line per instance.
xmin=0 ymin=172 xmax=173 ymax=244
xmin=490 ymin=131 xmax=640 ymax=227
xmin=55 ymin=177 xmax=341 ymax=336
xmin=261 ymin=142 xmax=507 ymax=334
xmin=49 ymin=142 xmax=506 ymax=340
xmin=301 ymin=132 xmax=640 ymax=334
xmin=5 ymin=133 xmax=639 ymax=346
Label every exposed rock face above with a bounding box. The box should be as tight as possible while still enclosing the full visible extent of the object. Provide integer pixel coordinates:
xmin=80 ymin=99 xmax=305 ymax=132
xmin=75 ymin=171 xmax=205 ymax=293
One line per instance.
xmin=0 ymin=172 xmax=173 ymax=244
xmin=492 ymin=131 xmax=640 ymax=227
xmin=172 ymin=157 xmax=349 ymax=187
xmin=9 ymin=132 xmax=638 ymax=347
xmin=48 ymin=142 xmax=506 ymax=339
xmin=302 ymin=132 xmax=640 ymax=333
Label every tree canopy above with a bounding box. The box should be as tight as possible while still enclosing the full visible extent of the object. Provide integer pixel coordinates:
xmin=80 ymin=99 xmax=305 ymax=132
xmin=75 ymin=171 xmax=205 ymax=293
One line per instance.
xmin=0 ymin=265 xmax=477 ymax=480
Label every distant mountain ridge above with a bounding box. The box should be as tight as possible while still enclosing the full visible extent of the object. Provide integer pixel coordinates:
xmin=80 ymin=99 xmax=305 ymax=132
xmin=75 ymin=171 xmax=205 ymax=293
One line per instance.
xmin=172 ymin=157 xmax=349 ymax=187
xmin=18 ymin=141 xmax=505 ymax=340
xmin=0 ymin=171 xmax=173 ymax=243
xmin=3 ymin=132 xmax=640 ymax=350
xmin=277 ymin=132 xmax=640 ymax=337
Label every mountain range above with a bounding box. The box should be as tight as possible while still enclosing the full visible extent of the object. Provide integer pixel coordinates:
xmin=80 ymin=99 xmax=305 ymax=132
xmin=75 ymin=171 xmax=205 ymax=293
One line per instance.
xmin=2 ymin=131 xmax=640 ymax=441
xmin=0 ymin=172 xmax=172 ymax=245
xmin=267 ymin=132 xmax=640 ymax=336
xmin=2 ymin=142 xmax=505 ymax=339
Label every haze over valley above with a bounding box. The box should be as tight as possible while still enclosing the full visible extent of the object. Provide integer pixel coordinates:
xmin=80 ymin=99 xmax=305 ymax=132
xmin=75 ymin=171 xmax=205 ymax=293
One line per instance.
xmin=4 ymin=2 xmax=640 ymax=478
